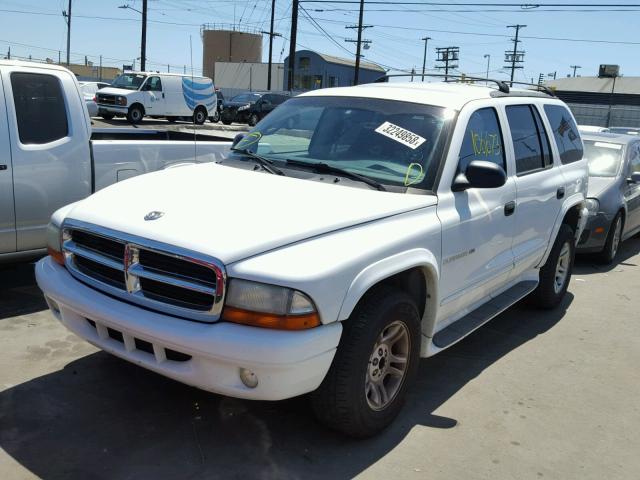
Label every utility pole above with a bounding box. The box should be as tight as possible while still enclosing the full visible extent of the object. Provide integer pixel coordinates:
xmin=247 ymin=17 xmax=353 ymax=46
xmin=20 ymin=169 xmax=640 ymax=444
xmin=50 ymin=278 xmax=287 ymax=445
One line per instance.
xmin=141 ymin=0 xmax=147 ymax=71
xmin=421 ymin=36 xmax=431 ymax=81
xmin=99 ymin=55 xmax=103 ymax=81
xmin=287 ymin=0 xmax=299 ymax=90
xmin=7 ymin=47 xmax=10 ymax=60
xmin=538 ymin=73 xmax=544 ymax=85
xmin=505 ymin=24 xmax=526 ymax=85
xmin=435 ymin=47 xmax=459 ymax=81
xmin=344 ymin=1 xmax=371 ymax=85
xmin=63 ymin=0 xmax=72 ymax=65
xmin=570 ymin=65 xmax=581 ymax=77
xmin=483 ymin=54 xmax=490 ymax=79
xmin=262 ymin=0 xmax=281 ymax=91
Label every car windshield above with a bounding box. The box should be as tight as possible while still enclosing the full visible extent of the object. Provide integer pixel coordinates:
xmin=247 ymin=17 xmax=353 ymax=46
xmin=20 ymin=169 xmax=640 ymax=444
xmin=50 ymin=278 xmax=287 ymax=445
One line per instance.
xmin=112 ymin=73 xmax=147 ymax=90
xmin=583 ymin=140 xmax=624 ymax=177
xmin=232 ymin=96 xmax=452 ymax=190
xmin=231 ymin=93 xmax=261 ymax=103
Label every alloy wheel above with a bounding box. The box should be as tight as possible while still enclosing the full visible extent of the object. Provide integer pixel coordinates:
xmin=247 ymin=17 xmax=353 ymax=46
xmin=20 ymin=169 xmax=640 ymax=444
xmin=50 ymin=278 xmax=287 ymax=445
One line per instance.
xmin=554 ymin=241 xmax=571 ymax=294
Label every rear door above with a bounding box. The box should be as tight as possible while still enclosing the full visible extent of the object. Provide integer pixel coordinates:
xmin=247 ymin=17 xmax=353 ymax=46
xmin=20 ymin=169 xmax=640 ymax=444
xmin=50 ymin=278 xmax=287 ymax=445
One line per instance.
xmin=505 ymin=103 xmax=565 ymax=276
xmin=141 ymin=76 xmax=165 ymax=114
xmin=623 ymin=141 xmax=640 ymax=234
xmin=0 ymin=72 xmax=16 ymax=254
xmin=3 ymin=66 xmax=91 ymax=252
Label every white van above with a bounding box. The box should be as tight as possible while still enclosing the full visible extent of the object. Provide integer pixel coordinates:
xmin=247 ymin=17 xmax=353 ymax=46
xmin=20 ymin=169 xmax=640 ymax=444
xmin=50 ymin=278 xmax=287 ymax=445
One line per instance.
xmin=96 ymin=72 xmax=216 ymax=125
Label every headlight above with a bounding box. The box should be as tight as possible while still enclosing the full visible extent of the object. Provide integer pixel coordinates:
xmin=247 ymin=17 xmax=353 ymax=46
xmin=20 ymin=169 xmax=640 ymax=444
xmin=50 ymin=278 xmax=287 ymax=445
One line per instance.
xmin=222 ymin=279 xmax=320 ymax=330
xmin=46 ymin=221 xmax=65 ymax=265
xmin=117 ymin=96 xmax=127 ymax=106
xmin=585 ymin=198 xmax=600 ymax=215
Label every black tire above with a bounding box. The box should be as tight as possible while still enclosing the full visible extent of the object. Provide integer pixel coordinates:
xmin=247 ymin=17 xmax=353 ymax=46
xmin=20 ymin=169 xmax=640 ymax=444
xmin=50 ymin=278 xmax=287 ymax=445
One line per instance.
xmin=248 ymin=113 xmax=259 ymax=127
xmin=209 ymin=110 xmax=220 ymax=123
xmin=222 ymin=118 xmax=232 ymax=125
xmin=127 ymin=104 xmax=144 ymax=124
xmin=597 ymin=212 xmax=623 ymax=264
xmin=193 ymin=107 xmax=207 ymax=125
xmin=101 ymin=113 xmax=115 ymax=121
xmin=311 ymin=286 xmax=421 ymax=437
xmin=528 ymin=224 xmax=575 ymax=309
xmin=166 ymin=116 xmax=177 ymax=123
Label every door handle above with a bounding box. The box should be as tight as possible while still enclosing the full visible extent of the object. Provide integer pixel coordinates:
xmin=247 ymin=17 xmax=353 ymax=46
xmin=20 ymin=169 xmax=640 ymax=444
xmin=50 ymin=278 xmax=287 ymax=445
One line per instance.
xmin=504 ymin=200 xmax=516 ymax=216
xmin=0 ymin=164 xmax=7 ymax=171
xmin=557 ymin=187 xmax=565 ymax=199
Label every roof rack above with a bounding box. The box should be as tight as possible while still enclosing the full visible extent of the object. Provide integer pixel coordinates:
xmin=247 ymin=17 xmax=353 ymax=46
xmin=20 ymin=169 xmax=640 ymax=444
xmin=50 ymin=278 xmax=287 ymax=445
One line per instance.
xmin=507 ymin=81 xmax=556 ymax=97
xmin=374 ymin=73 xmax=510 ymax=94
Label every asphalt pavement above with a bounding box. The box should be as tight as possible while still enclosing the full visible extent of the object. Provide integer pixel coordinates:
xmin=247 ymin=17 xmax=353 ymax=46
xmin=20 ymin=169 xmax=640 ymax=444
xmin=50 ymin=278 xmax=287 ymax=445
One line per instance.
xmin=1 ymin=241 xmax=639 ymax=480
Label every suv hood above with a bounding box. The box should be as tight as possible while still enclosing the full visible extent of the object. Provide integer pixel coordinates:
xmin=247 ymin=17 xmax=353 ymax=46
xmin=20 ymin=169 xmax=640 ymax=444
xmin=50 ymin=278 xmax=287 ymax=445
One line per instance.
xmin=67 ymin=163 xmax=436 ymax=264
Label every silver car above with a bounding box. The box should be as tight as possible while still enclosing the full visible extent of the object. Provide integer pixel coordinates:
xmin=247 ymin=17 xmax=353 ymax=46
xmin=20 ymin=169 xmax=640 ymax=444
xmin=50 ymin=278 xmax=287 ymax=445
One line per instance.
xmin=577 ymin=132 xmax=640 ymax=262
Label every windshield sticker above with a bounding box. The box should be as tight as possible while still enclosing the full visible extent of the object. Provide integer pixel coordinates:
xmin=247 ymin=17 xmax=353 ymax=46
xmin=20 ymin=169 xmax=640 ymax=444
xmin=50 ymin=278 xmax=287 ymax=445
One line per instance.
xmin=375 ymin=122 xmax=426 ymax=150
xmin=594 ymin=142 xmax=622 ymax=150
xmin=404 ymin=162 xmax=424 ymax=187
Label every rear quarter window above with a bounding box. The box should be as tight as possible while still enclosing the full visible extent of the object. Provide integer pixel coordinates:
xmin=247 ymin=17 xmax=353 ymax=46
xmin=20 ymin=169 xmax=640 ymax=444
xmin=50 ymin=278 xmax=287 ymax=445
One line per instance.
xmin=543 ymin=104 xmax=583 ymax=164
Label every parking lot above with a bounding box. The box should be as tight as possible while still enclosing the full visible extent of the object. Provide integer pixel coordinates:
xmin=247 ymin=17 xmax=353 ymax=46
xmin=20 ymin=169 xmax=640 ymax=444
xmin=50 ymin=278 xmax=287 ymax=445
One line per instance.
xmin=91 ymin=116 xmax=250 ymax=139
xmin=1 ymin=242 xmax=638 ymax=480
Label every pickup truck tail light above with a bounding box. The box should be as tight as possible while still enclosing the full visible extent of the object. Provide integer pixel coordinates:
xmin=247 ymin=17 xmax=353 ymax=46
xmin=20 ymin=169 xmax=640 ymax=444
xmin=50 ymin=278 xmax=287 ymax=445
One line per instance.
xmin=222 ymin=279 xmax=320 ymax=330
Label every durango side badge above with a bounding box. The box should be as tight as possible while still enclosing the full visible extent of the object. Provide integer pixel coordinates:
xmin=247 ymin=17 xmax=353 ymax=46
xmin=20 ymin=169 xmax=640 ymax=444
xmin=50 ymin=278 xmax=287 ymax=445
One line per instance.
xmin=144 ymin=211 xmax=165 ymax=221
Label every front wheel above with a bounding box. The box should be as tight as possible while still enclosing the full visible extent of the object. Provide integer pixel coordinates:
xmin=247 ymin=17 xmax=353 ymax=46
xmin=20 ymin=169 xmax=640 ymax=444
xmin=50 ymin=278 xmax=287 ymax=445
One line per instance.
xmin=101 ymin=113 xmax=115 ymax=121
xmin=528 ymin=224 xmax=575 ymax=309
xmin=248 ymin=113 xmax=259 ymax=127
xmin=126 ymin=105 xmax=144 ymax=124
xmin=597 ymin=213 xmax=623 ymax=264
xmin=311 ymin=287 xmax=421 ymax=437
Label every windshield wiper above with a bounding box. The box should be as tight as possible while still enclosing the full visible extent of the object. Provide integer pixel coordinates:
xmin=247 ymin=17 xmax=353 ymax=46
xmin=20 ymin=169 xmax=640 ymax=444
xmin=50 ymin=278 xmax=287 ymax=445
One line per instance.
xmin=230 ymin=148 xmax=286 ymax=176
xmin=285 ymin=159 xmax=386 ymax=191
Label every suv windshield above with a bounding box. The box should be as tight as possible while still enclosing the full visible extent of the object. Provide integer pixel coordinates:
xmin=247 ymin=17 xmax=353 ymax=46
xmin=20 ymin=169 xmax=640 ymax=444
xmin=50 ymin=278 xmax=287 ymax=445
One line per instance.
xmin=232 ymin=96 xmax=452 ymax=191
xmin=583 ymin=140 xmax=624 ymax=177
xmin=112 ymin=73 xmax=147 ymax=90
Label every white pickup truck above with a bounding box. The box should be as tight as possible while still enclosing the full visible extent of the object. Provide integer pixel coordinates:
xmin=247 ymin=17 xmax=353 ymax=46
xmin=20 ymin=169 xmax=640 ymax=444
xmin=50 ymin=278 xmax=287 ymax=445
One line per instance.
xmin=37 ymin=79 xmax=588 ymax=437
xmin=0 ymin=60 xmax=230 ymax=263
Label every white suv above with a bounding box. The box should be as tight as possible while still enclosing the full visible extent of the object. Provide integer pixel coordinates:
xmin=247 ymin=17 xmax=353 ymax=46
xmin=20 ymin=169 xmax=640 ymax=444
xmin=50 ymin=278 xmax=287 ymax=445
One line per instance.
xmin=37 ymin=80 xmax=588 ymax=437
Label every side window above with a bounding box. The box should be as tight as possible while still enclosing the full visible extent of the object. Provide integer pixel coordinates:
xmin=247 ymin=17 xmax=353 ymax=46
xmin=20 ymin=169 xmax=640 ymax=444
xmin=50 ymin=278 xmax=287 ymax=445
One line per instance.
xmin=505 ymin=105 xmax=546 ymax=175
xmin=630 ymin=143 xmax=640 ymax=174
xmin=531 ymin=106 xmax=553 ymax=167
xmin=11 ymin=72 xmax=68 ymax=145
xmin=543 ymin=104 xmax=583 ymax=164
xmin=458 ymin=107 xmax=505 ymax=173
xmin=147 ymin=76 xmax=162 ymax=91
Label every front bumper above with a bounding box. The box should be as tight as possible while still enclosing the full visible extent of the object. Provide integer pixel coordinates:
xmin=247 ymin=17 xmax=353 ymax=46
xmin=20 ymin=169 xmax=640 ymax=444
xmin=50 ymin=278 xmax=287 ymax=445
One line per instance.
xmin=35 ymin=257 xmax=341 ymax=400
xmin=97 ymin=105 xmax=128 ymax=115
xmin=577 ymin=212 xmax=614 ymax=253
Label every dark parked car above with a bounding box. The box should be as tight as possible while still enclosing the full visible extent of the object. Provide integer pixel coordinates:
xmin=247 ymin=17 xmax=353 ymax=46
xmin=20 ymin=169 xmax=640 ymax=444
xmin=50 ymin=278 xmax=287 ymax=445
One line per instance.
xmin=577 ymin=132 xmax=640 ymax=262
xmin=221 ymin=92 xmax=289 ymax=126
xmin=209 ymin=89 xmax=224 ymax=123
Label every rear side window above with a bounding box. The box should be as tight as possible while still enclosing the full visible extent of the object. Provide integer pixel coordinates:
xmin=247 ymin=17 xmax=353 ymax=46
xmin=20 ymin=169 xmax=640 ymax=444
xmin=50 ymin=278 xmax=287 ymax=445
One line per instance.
xmin=531 ymin=106 xmax=553 ymax=167
xmin=506 ymin=105 xmax=549 ymax=175
xmin=543 ymin=104 xmax=583 ymax=164
xmin=458 ymin=107 xmax=505 ymax=173
xmin=11 ymin=72 xmax=68 ymax=145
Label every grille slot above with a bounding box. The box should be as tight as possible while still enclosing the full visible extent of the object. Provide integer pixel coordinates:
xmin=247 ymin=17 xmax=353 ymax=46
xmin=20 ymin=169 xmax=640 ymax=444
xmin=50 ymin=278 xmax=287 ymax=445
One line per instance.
xmin=97 ymin=94 xmax=116 ymax=105
xmin=63 ymin=222 xmax=225 ymax=322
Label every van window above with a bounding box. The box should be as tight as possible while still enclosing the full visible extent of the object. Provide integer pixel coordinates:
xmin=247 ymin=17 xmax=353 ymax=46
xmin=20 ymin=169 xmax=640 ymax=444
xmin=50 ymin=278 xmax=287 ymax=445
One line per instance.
xmin=506 ymin=105 xmax=548 ymax=175
xmin=146 ymin=76 xmax=162 ymax=92
xmin=11 ymin=72 xmax=68 ymax=145
xmin=458 ymin=107 xmax=505 ymax=173
xmin=543 ymin=104 xmax=583 ymax=164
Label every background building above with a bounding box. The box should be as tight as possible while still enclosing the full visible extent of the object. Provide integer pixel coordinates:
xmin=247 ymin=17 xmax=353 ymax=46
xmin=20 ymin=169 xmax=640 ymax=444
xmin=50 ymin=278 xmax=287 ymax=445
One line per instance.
xmin=214 ymin=62 xmax=285 ymax=97
xmin=201 ymin=26 xmax=262 ymax=81
xmin=283 ymin=50 xmax=385 ymax=91
xmin=547 ymin=72 xmax=640 ymax=127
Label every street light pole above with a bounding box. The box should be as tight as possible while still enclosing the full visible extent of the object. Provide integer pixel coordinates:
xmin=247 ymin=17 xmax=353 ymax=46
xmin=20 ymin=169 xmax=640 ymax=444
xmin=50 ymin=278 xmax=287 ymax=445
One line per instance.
xmin=421 ymin=36 xmax=431 ymax=81
xmin=484 ymin=54 xmax=491 ymax=79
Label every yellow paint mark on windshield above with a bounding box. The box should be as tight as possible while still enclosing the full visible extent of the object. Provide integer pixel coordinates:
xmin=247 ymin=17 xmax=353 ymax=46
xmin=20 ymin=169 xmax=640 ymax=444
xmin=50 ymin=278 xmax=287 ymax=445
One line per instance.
xmin=404 ymin=162 xmax=424 ymax=187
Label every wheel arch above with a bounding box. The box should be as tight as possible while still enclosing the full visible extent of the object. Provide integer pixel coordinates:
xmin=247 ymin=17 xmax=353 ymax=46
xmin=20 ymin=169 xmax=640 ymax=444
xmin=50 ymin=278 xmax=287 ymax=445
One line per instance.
xmin=337 ymin=249 xmax=440 ymax=341
xmin=129 ymin=102 xmax=145 ymax=115
xmin=538 ymin=196 xmax=587 ymax=267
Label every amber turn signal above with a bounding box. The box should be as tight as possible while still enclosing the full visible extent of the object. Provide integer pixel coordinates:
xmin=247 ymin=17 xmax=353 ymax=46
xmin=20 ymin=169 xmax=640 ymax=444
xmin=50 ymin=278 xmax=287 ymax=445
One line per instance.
xmin=48 ymin=246 xmax=65 ymax=266
xmin=222 ymin=306 xmax=321 ymax=330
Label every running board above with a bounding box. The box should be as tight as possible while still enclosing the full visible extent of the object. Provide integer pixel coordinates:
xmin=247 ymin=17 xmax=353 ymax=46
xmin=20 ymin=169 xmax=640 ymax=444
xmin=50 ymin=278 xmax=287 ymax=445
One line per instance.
xmin=432 ymin=281 xmax=538 ymax=349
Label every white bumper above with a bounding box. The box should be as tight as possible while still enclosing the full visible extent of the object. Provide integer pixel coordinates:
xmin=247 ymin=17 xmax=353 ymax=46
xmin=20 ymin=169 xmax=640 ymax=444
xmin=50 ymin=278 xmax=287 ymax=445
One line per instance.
xmin=35 ymin=257 xmax=341 ymax=400
xmin=97 ymin=105 xmax=128 ymax=114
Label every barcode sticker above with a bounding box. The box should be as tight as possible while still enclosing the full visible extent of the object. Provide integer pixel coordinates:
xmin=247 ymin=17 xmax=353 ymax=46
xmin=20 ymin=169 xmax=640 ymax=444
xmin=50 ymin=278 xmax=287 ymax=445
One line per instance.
xmin=375 ymin=121 xmax=427 ymax=150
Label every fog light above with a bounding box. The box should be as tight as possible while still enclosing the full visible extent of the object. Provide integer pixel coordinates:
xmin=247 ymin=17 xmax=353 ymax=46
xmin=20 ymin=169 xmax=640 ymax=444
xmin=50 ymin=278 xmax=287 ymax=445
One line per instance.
xmin=239 ymin=368 xmax=258 ymax=388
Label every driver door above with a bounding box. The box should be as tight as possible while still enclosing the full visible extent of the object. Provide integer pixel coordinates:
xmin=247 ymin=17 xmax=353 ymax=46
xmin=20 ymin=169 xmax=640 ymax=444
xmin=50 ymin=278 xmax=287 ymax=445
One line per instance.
xmin=437 ymin=106 xmax=517 ymax=324
xmin=142 ymin=76 xmax=165 ymax=114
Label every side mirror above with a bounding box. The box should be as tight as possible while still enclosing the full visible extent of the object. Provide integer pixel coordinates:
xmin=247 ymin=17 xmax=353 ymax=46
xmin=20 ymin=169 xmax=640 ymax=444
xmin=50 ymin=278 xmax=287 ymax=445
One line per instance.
xmin=232 ymin=133 xmax=245 ymax=148
xmin=452 ymin=160 xmax=507 ymax=192
xmin=627 ymin=172 xmax=640 ymax=184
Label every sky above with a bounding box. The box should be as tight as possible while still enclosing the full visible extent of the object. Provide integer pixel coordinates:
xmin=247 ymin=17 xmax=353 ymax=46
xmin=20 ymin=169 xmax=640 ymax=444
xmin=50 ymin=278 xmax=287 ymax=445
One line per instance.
xmin=1 ymin=0 xmax=640 ymax=84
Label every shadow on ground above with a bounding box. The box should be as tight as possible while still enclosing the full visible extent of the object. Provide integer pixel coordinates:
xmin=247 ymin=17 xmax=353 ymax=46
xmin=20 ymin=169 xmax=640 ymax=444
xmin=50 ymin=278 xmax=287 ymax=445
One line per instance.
xmin=0 ymin=261 xmax=47 ymax=320
xmin=574 ymin=235 xmax=640 ymax=275
xmin=1 ymin=291 xmax=575 ymax=480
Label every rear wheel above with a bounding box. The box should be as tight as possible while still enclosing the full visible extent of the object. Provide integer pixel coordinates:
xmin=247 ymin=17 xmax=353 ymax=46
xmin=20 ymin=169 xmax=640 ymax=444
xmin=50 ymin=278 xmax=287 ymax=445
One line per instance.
xmin=193 ymin=107 xmax=207 ymax=125
xmin=126 ymin=104 xmax=144 ymax=124
xmin=210 ymin=110 xmax=220 ymax=123
xmin=528 ymin=224 xmax=575 ymax=309
xmin=311 ymin=287 xmax=420 ymax=437
xmin=597 ymin=212 xmax=623 ymax=264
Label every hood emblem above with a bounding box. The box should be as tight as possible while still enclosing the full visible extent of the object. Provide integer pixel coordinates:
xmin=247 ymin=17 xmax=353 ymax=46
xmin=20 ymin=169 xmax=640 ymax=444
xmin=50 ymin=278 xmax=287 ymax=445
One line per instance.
xmin=144 ymin=211 xmax=165 ymax=221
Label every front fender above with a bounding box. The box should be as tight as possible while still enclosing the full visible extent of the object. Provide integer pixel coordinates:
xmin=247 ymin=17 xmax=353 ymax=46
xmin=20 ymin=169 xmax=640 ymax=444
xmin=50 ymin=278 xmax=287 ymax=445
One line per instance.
xmin=538 ymin=194 xmax=587 ymax=267
xmin=337 ymin=248 xmax=440 ymax=336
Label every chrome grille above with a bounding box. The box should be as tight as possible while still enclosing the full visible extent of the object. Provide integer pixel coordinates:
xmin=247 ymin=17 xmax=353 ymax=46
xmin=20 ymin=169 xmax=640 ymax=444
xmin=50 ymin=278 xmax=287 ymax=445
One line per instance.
xmin=62 ymin=220 xmax=226 ymax=322
xmin=96 ymin=93 xmax=117 ymax=105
